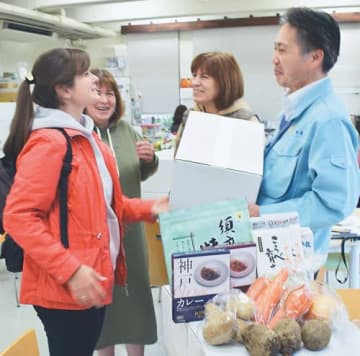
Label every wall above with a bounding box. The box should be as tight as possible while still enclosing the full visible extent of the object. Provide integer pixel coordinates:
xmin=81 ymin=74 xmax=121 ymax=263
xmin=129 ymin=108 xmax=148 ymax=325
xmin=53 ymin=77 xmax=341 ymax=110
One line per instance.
xmin=0 ymin=37 xmax=68 ymax=76
xmin=1 ymin=21 xmax=360 ymax=120
xmin=191 ymin=25 xmax=283 ymax=122
xmin=0 ymin=34 xmax=125 ymax=77
xmin=179 ymin=31 xmax=193 ymax=79
xmin=178 ymin=23 xmax=360 ymax=121
xmin=126 ymin=32 xmax=180 ymax=114
xmin=328 ymin=23 xmax=360 ymax=114
xmin=83 ymin=36 xmax=126 ymax=69
xmin=66 ymin=0 xmax=360 ymax=24
xmin=127 ymin=23 xmax=360 ymax=120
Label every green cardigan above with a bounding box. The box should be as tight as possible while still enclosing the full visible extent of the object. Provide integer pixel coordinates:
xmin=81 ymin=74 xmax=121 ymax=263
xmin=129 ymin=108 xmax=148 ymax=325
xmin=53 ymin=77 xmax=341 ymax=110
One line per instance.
xmin=95 ymin=119 xmax=159 ymax=347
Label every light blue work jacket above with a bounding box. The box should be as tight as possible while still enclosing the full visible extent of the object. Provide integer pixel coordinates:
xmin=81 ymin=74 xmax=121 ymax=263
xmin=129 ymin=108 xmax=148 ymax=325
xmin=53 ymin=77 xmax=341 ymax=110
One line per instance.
xmin=257 ymin=77 xmax=360 ymax=254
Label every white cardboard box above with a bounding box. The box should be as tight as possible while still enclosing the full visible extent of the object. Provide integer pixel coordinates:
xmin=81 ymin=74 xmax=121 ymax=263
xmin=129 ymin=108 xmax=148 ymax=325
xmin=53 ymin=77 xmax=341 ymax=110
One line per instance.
xmin=170 ymin=111 xmax=264 ymax=209
xmin=141 ymin=148 xmax=174 ymax=199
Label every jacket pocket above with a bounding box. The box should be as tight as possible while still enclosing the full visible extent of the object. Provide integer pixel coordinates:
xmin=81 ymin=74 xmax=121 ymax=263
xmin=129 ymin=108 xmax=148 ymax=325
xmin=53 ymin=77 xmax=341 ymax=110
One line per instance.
xmin=38 ymin=247 xmax=103 ymax=305
xmin=330 ymin=155 xmax=348 ymax=169
xmin=261 ymin=144 xmax=302 ymax=199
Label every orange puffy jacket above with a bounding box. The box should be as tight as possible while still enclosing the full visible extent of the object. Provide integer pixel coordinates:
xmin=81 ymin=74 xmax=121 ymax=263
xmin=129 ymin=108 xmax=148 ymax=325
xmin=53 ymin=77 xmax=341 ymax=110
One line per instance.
xmin=4 ymin=128 xmax=155 ymax=310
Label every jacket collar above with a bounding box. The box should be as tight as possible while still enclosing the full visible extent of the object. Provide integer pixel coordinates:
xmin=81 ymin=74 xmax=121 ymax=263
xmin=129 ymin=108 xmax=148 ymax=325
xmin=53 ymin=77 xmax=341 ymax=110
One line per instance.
xmin=194 ymin=97 xmax=251 ymax=116
xmin=284 ymin=77 xmax=332 ymax=122
xmin=32 ymin=106 xmax=94 ymax=138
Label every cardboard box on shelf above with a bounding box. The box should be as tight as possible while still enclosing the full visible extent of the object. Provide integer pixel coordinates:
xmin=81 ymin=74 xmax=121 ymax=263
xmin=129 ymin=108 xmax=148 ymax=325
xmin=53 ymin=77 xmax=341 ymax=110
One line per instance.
xmin=144 ymin=222 xmax=168 ymax=286
xmin=0 ymin=92 xmax=17 ymax=102
xmin=0 ymin=81 xmax=18 ymax=102
xmin=170 ymin=111 xmax=264 ymax=209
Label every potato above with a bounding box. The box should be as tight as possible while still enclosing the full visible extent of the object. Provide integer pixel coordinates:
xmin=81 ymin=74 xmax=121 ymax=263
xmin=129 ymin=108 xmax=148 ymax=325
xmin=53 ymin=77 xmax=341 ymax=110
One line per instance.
xmin=202 ymin=310 xmax=235 ymax=345
xmin=302 ymin=319 xmax=331 ymax=351
xmin=242 ymin=323 xmax=280 ymax=356
xmin=305 ymin=294 xmax=337 ymax=321
xmin=233 ymin=319 xmax=250 ymax=343
xmin=273 ymin=319 xmax=302 ymax=355
xmin=205 ymin=302 xmax=223 ymax=316
xmin=226 ymin=294 xmax=255 ymax=320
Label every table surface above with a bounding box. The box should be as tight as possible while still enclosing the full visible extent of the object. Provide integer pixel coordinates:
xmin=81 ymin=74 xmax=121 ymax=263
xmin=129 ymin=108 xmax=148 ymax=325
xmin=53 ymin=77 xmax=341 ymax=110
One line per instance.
xmin=188 ymin=319 xmax=360 ymax=355
xmin=329 ymin=209 xmax=360 ymax=252
xmin=332 ymin=209 xmax=360 ymax=234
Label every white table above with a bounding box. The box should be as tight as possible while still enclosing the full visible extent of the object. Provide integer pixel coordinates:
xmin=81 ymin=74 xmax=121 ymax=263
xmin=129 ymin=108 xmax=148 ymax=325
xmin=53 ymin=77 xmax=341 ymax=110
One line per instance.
xmin=349 ymin=241 xmax=360 ymax=287
xmin=331 ymin=209 xmax=360 ymax=288
xmin=160 ymin=285 xmax=188 ymax=356
xmin=187 ymin=319 xmax=360 ymax=355
xmin=160 ymin=286 xmax=360 ymax=355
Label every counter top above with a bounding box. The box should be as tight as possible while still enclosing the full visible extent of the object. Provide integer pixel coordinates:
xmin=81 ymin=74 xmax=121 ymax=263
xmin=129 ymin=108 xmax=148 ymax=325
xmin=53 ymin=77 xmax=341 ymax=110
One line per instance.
xmin=188 ymin=318 xmax=360 ymax=355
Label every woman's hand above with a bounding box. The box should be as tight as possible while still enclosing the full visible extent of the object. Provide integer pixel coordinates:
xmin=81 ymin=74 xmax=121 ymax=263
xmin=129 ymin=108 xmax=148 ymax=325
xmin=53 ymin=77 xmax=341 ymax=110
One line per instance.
xmin=66 ymin=265 xmax=107 ymax=308
xmin=136 ymin=140 xmax=155 ymax=163
xmin=151 ymin=195 xmax=169 ymax=218
xmin=248 ymin=202 xmax=260 ymax=217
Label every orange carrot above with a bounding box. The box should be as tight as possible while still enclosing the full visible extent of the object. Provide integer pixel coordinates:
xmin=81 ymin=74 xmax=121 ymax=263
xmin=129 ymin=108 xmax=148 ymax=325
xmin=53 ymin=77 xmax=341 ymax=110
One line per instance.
xmin=246 ymin=276 xmax=270 ymax=302
xmin=255 ymin=268 xmax=289 ymax=324
xmin=268 ymin=284 xmax=313 ymax=328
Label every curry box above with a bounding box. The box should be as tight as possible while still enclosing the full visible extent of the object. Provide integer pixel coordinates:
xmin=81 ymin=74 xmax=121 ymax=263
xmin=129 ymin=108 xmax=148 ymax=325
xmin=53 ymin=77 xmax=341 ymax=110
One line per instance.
xmin=204 ymin=242 xmax=257 ymax=292
xmin=171 ymin=249 xmax=230 ymax=323
xmin=226 ymin=243 xmax=257 ymax=292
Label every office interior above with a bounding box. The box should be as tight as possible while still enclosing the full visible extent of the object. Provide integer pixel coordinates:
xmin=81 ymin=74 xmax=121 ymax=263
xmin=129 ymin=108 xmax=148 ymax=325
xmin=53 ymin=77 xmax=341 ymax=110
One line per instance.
xmin=0 ymin=1 xmax=360 ymax=355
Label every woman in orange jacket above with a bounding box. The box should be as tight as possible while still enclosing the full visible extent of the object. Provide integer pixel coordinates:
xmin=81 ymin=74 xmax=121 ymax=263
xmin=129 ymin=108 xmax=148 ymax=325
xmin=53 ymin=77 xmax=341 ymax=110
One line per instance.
xmin=3 ymin=48 xmax=168 ymax=356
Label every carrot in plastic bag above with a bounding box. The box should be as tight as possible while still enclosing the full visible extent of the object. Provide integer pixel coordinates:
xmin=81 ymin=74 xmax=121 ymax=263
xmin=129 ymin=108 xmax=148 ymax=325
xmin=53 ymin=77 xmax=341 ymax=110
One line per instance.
xmin=246 ymin=276 xmax=270 ymax=302
xmin=255 ymin=268 xmax=289 ymax=324
xmin=268 ymin=284 xmax=313 ymax=328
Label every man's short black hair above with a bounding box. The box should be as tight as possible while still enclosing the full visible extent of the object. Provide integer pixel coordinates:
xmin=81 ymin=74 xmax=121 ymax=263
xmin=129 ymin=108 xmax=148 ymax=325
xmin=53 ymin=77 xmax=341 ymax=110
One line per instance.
xmin=282 ymin=7 xmax=340 ymax=73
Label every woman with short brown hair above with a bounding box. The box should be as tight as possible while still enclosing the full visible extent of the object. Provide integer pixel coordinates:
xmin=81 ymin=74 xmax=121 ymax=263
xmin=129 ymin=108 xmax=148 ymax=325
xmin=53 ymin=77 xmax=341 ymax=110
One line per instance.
xmin=175 ymin=51 xmax=258 ymax=152
xmin=190 ymin=51 xmax=245 ymax=112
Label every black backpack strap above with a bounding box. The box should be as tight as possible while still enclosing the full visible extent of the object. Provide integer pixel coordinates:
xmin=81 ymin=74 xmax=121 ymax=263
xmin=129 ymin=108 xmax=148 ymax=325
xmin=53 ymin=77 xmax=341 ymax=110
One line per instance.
xmin=55 ymin=128 xmax=72 ymax=248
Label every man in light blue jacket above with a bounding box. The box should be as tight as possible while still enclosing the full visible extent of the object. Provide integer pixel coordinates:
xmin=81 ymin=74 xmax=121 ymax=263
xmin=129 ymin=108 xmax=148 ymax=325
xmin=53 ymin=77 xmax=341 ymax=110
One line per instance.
xmin=249 ymin=7 xmax=360 ymax=257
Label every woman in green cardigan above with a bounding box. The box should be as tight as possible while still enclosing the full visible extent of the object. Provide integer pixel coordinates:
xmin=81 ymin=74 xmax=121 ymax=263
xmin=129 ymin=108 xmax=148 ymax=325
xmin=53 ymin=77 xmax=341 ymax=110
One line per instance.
xmin=86 ymin=69 xmax=159 ymax=356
